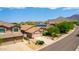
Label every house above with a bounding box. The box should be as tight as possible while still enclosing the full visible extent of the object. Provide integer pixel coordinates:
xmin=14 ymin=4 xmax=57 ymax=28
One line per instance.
xmin=0 ymin=21 xmax=23 ymax=42
xmin=21 ymin=24 xmax=44 ymax=39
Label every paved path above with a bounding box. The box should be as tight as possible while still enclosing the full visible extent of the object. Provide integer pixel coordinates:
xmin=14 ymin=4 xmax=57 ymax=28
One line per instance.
xmin=39 ymin=26 xmax=79 ymax=51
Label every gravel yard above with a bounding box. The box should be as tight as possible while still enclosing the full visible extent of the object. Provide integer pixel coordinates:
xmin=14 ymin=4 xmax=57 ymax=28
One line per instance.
xmin=0 ymin=42 xmax=33 ymax=51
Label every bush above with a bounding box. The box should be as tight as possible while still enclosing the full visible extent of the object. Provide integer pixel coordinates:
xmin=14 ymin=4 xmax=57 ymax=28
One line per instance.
xmin=42 ymin=31 xmax=51 ymax=36
xmin=73 ymin=21 xmax=79 ymax=26
xmin=43 ymin=21 xmax=74 ymax=37
xmin=35 ymin=40 xmax=44 ymax=45
xmin=52 ymin=33 xmax=59 ymax=37
xmin=47 ymin=26 xmax=60 ymax=36
xmin=56 ymin=21 xmax=74 ymax=33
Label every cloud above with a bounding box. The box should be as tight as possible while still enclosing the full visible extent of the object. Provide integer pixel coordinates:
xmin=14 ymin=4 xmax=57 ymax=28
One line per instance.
xmin=29 ymin=7 xmax=59 ymax=10
xmin=6 ymin=7 xmax=26 ymax=10
xmin=62 ymin=7 xmax=79 ymax=10
xmin=47 ymin=7 xmax=59 ymax=10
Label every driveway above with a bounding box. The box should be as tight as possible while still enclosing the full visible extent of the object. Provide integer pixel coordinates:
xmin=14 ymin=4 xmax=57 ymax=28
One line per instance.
xmin=0 ymin=42 xmax=33 ymax=51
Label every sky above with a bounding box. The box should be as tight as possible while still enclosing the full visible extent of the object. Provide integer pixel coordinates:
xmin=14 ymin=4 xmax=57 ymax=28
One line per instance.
xmin=0 ymin=7 xmax=79 ymax=23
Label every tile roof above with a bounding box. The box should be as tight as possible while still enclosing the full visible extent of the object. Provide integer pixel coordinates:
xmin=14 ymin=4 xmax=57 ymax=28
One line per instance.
xmin=21 ymin=24 xmax=34 ymax=31
xmin=25 ymin=27 xmax=41 ymax=33
xmin=21 ymin=24 xmax=41 ymax=33
xmin=0 ymin=21 xmax=14 ymax=27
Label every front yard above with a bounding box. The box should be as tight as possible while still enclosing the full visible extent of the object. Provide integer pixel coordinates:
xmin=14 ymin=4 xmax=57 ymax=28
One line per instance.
xmin=24 ymin=22 xmax=76 ymax=50
xmin=0 ymin=41 xmax=33 ymax=51
xmin=0 ymin=27 xmax=76 ymax=51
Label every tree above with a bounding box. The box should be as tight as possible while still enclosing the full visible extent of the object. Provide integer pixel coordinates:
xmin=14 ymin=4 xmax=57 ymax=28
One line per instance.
xmin=47 ymin=26 xmax=60 ymax=36
xmin=42 ymin=21 xmax=74 ymax=37
xmin=56 ymin=21 xmax=74 ymax=33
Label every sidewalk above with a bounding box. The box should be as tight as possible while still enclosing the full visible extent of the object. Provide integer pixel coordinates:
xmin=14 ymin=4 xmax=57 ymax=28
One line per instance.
xmin=75 ymin=45 xmax=79 ymax=51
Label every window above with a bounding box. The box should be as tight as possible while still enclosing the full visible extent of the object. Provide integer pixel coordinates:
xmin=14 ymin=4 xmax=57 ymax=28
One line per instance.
xmin=0 ymin=27 xmax=5 ymax=33
xmin=13 ymin=27 xmax=19 ymax=32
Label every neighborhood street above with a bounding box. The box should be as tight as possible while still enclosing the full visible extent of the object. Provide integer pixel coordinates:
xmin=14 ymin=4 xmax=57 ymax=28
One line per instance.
xmin=39 ymin=26 xmax=79 ymax=51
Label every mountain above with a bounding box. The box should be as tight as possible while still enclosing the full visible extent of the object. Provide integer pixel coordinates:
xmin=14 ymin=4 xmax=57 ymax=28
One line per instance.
xmin=47 ymin=14 xmax=79 ymax=24
xmin=47 ymin=17 xmax=70 ymax=24
xmin=67 ymin=14 xmax=79 ymax=21
xmin=48 ymin=14 xmax=79 ymax=23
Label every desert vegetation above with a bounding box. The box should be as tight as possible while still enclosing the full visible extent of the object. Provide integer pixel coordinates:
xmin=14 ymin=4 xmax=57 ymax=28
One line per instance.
xmin=43 ymin=21 xmax=75 ymax=37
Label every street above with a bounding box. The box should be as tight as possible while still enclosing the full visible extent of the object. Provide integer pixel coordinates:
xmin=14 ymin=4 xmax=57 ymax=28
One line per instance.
xmin=39 ymin=26 xmax=79 ymax=51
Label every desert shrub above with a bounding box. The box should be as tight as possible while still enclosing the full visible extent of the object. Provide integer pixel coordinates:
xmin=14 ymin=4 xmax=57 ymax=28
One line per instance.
xmin=42 ymin=31 xmax=51 ymax=36
xmin=43 ymin=21 xmax=74 ymax=37
xmin=47 ymin=26 xmax=60 ymax=35
xmin=51 ymin=33 xmax=59 ymax=37
xmin=35 ymin=40 xmax=44 ymax=45
xmin=43 ymin=26 xmax=60 ymax=37
xmin=73 ymin=21 xmax=79 ymax=26
xmin=56 ymin=21 xmax=74 ymax=33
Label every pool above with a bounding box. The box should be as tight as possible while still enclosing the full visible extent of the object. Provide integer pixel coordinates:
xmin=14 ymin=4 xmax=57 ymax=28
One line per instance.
xmin=35 ymin=24 xmax=47 ymax=27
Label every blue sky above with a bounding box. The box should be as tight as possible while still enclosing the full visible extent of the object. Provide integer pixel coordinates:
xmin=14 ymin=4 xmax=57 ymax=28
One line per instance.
xmin=0 ymin=7 xmax=79 ymax=23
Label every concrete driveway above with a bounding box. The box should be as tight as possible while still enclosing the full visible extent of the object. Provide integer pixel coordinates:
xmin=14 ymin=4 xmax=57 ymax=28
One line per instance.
xmin=0 ymin=42 xmax=33 ymax=51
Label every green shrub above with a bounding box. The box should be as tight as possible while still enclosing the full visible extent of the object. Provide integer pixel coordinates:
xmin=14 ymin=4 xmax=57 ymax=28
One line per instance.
xmin=47 ymin=26 xmax=60 ymax=36
xmin=43 ymin=21 xmax=74 ymax=37
xmin=52 ymin=33 xmax=59 ymax=37
xmin=73 ymin=21 xmax=79 ymax=26
xmin=42 ymin=31 xmax=51 ymax=36
xmin=56 ymin=21 xmax=74 ymax=33
xmin=35 ymin=40 xmax=44 ymax=45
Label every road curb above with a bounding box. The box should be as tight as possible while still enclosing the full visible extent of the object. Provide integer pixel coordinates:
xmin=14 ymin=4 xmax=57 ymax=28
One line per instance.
xmin=36 ymin=27 xmax=76 ymax=51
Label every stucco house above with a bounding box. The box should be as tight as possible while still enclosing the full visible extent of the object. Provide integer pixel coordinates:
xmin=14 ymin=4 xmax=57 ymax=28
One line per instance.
xmin=21 ymin=24 xmax=44 ymax=39
xmin=0 ymin=21 xmax=23 ymax=42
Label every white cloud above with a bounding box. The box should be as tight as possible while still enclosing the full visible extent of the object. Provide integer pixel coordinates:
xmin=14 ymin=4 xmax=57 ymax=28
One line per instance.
xmin=26 ymin=7 xmax=59 ymax=10
xmin=7 ymin=7 xmax=26 ymax=10
xmin=47 ymin=7 xmax=59 ymax=10
xmin=5 ymin=7 xmax=59 ymax=10
xmin=62 ymin=7 xmax=79 ymax=10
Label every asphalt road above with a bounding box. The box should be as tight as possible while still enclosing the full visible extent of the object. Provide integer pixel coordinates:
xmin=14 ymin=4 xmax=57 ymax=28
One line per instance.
xmin=39 ymin=26 xmax=79 ymax=51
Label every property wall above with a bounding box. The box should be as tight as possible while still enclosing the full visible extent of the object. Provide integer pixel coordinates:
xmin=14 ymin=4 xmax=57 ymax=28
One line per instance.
xmin=1 ymin=36 xmax=23 ymax=45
